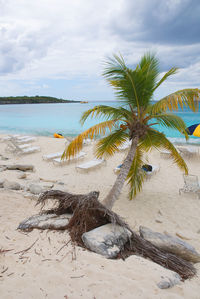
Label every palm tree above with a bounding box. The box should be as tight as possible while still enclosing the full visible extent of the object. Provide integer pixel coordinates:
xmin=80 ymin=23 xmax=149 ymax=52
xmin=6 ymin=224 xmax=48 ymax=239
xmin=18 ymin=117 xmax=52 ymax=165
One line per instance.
xmin=63 ymin=52 xmax=200 ymax=210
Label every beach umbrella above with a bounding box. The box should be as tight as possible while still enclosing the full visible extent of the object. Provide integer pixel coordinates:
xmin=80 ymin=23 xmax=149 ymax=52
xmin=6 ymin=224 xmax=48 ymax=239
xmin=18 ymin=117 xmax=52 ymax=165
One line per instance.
xmin=186 ymin=124 xmax=200 ymax=137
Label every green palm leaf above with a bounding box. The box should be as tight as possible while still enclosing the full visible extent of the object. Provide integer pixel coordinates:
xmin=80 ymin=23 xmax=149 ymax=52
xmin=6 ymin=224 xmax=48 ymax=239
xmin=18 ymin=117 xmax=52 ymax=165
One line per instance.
xmin=140 ymin=129 xmax=188 ymax=174
xmin=151 ymin=113 xmax=188 ymax=139
xmin=153 ymin=67 xmax=178 ymax=91
xmin=80 ymin=105 xmax=132 ymax=125
xmin=95 ymin=129 xmax=129 ymax=158
xmin=126 ymin=147 xmax=146 ymax=199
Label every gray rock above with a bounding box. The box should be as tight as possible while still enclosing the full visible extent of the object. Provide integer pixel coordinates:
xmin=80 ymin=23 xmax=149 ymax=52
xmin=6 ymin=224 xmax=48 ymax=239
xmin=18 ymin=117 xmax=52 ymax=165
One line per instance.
xmin=139 ymin=226 xmax=200 ymax=263
xmin=0 ymin=179 xmax=5 ymax=187
xmin=29 ymin=184 xmax=43 ymax=195
xmin=18 ymin=173 xmax=27 ymax=179
xmin=0 ymin=166 xmax=6 ymax=172
xmin=57 ymin=181 xmax=65 ymax=185
xmin=6 ymin=164 xmax=35 ymax=172
xmin=23 ymin=193 xmax=39 ymax=200
xmin=1 ymin=156 xmax=9 ymax=161
xmin=3 ymin=180 xmax=21 ymax=190
xmin=82 ymin=223 xmax=132 ymax=259
xmin=41 ymin=182 xmax=54 ymax=189
xmin=157 ymin=272 xmax=181 ymax=289
xmin=155 ymin=218 xmax=163 ymax=223
xmin=18 ymin=213 xmax=71 ymax=230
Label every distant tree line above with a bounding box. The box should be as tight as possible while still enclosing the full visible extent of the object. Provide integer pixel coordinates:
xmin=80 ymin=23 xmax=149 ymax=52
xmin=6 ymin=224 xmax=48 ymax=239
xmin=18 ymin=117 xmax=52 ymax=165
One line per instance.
xmin=0 ymin=96 xmax=80 ymax=104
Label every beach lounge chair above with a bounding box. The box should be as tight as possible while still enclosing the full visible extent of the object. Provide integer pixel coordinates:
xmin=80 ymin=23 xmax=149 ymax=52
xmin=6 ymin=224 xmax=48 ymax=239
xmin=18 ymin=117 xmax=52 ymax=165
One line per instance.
xmin=76 ymin=158 xmax=105 ymax=171
xmin=118 ymin=140 xmax=131 ymax=151
xmin=177 ymin=146 xmax=199 ymax=158
xmin=5 ymin=140 xmax=32 ymax=153
xmin=160 ymin=150 xmax=171 ymax=158
xmin=14 ymin=136 xmax=37 ymax=144
xmin=53 ymin=151 xmax=86 ymax=165
xmin=114 ymin=164 xmax=123 ymax=173
xmin=2 ymin=135 xmax=37 ymax=144
xmin=5 ymin=138 xmax=40 ymax=155
xmin=83 ymin=138 xmax=92 ymax=145
xmin=17 ymin=146 xmax=41 ymax=155
xmin=1 ymin=134 xmax=21 ymax=141
xmin=42 ymin=152 xmax=63 ymax=161
xmin=179 ymin=174 xmax=200 ymax=198
xmin=114 ymin=164 xmax=160 ymax=177
xmin=142 ymin=165 xmax=160 ymax=178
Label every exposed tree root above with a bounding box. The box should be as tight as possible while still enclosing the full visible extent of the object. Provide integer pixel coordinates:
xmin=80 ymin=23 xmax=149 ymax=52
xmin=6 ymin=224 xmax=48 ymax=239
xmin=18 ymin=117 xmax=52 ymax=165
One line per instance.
xmin=37 ymin=190 xmax=129 ymax=246
xmin=37 ymin=190 xmax=196 ymax=280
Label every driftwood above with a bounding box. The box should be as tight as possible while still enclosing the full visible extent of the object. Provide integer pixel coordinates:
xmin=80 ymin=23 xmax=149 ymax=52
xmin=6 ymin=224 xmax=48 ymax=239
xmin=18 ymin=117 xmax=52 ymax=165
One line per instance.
xmin=36 ymin=190 xmax=196 ymax=280
xmin=5 ymin=164 xmax=35 ymax=172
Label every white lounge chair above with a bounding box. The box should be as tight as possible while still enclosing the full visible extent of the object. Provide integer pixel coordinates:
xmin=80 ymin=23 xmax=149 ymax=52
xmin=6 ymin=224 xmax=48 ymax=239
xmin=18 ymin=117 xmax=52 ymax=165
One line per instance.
xmin=177 ymin=146 xmax=199 ymax=158
xmin=118 ymin=140 xmax=131 ymax=151
xmin=5 ymin=140 xmax=32 ymax=153
xmin=114 ymin=164 xmax=123 ymax=174
xmin=14 ymin=136 xmax=37 ymax=144
xmin=2 ymin=135 xmax=37 ymax=144
xmin=179 ymin=174 xmax=200 ymax=198
xmin=17 ymin=146 xmax=40 ymax=155
xmin=83 ymin=138 xmax=92 ymax=145
xmin=143 ymin=165 xmax=160 ymax=178
xmin=42 ymin=152 xmax=63 ymax=161
xmin=114 ymin=164 xmax=160 ymax=177
xmin=1 ymin=134 xmax=21 ymax=141
xmin=160 ymin=150 xmax=171 ymax=158
xmin=53 ymin=151 xmax=86 ymax=165
xmin=5 ymin=138 xmax=40 ymax=155
xmin=76 ymin=158 xmax=105 ymax=171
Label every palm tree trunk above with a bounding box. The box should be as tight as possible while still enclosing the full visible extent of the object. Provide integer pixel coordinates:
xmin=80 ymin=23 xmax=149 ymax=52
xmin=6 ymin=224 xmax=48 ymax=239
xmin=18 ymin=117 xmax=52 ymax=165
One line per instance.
xmin=102 ymin=136 xmax=139 ymax=210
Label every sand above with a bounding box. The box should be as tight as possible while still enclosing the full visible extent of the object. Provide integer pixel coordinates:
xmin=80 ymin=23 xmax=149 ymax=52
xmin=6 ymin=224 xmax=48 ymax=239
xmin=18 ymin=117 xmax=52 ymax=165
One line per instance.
xmin=0 ymin=135 xmax=200 ymax=299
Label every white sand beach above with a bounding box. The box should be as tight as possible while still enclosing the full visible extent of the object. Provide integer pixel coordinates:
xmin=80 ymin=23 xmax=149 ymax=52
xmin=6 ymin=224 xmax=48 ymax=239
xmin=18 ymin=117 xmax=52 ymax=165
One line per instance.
xmin=0 ymin=135 xmax=200 ymax=299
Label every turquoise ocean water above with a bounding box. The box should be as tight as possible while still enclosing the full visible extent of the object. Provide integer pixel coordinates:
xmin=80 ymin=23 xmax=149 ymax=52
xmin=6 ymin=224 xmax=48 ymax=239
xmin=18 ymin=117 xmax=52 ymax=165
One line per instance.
xmin=0 ymin=101 xmax=200 ymax=145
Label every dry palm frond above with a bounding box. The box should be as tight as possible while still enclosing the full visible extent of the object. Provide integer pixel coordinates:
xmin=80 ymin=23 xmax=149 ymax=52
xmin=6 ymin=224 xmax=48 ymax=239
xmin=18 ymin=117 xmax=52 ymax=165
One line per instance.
xmin=62 ymin=120 xmax=116 ymax=159
xmin=119 ymin=232 xmax=196 ymax=281
xmin=0 ymin=248 xmax=12 ymax=254
xmin=151 ymin=89 xmax=200 ymax=113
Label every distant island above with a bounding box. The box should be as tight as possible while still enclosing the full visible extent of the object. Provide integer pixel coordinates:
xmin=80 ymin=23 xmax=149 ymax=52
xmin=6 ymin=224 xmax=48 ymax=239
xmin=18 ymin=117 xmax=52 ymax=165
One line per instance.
xmin=0 ymin=96 xmax=81 ymax=105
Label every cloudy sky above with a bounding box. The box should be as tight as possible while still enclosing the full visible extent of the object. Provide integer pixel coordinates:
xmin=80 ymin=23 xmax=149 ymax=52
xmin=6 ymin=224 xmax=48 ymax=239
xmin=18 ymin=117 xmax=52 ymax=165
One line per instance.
xmin=0 ymin=0 xmax=200 ymax=101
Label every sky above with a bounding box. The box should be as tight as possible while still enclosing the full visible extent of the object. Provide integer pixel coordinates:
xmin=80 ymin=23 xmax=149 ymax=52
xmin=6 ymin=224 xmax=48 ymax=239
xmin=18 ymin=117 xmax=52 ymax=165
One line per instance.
xmin=0 ymin=0 xmax=200 ymax=101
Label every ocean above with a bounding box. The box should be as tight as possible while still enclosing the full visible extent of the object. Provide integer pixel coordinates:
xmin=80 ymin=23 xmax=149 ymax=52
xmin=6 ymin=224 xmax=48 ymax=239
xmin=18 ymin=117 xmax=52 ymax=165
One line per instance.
xmin=0 ymin=101 xmax=200 ymax=145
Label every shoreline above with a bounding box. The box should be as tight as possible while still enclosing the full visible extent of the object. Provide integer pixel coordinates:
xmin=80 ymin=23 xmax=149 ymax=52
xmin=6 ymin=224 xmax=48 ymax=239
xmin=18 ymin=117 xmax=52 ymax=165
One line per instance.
xmin=0 ymin=134 xmax=200 ymax=298
xmin=1 ymin=132 xmax=200 ymax=146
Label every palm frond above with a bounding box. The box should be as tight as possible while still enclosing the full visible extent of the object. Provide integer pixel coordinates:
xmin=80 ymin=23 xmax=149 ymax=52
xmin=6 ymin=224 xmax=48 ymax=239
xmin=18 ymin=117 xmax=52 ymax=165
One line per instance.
xmin=151 ymin=89 xmax=200 ymax=113
xmin=103 ymin=55 xmax=141 ymax=111
xmin=126 ymin=147 xmax=146 ymax=199
xmin=95 ymin=129 xmax=129 ymax=158
xmin=153 ymin=67 xmax=178 ymax=91
xmin=80 ymin=105 xmax=132 ymax=125
xmin=103 ymin=53 xmax=162 ymax=113
xmin=140 ymin=129 xmax=188 ymax=174
xmin=139 ymin=52 xmax=160 ymax=101
xmin=62 ymin=120 xmax=116 ymax=160
xmin=152 ymin=113 xmax=188 ymax=139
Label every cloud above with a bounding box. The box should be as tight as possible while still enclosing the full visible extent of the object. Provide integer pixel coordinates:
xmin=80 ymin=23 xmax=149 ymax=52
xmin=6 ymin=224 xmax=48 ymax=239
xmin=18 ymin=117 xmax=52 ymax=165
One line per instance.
xmin=0 ymin=0 xmax=199 ymax=99
xmin=111 ymin=0 xmax=200 ymax=45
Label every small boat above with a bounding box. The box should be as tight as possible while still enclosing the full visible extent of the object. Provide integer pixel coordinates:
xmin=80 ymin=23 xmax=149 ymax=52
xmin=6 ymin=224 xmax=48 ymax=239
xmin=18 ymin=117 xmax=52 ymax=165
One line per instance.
xmin=54 ymin=133 xmax=64 ymax=138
